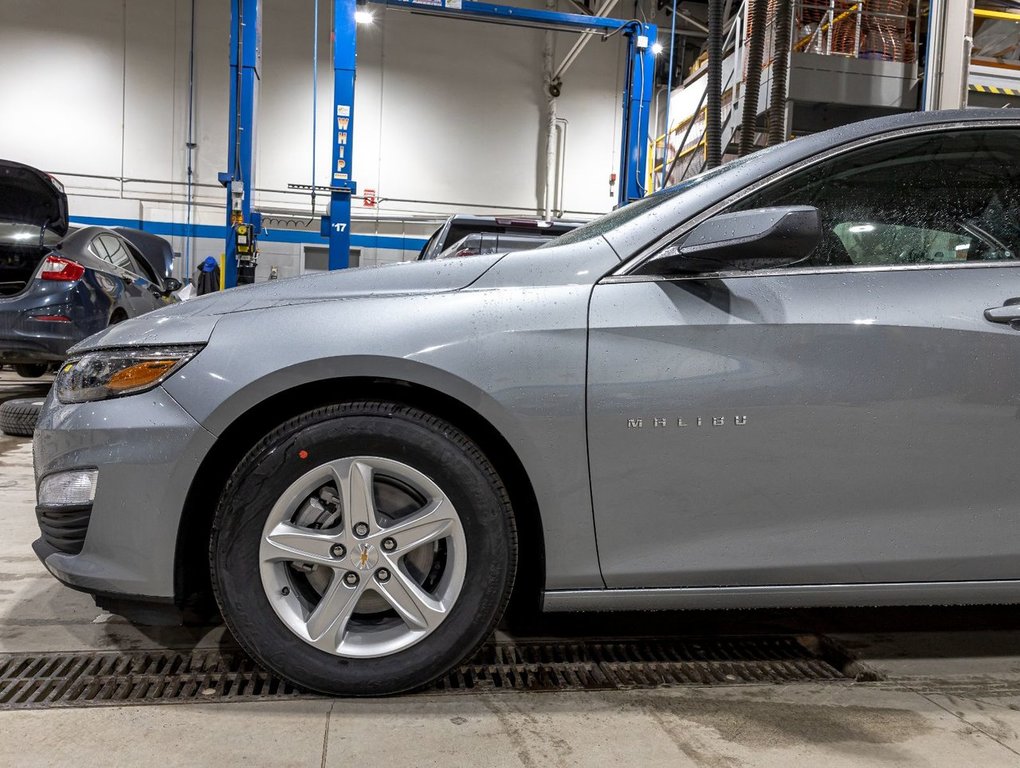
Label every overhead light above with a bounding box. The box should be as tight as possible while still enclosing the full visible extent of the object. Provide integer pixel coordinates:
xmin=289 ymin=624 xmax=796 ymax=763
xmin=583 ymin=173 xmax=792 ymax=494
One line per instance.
xmin=355 ymin=9 xmax=374 ymax=24
xmin=651 ymin=41 xmax=664 ymax=56
xmin=848 ymin=224 xmax=876 ymax=233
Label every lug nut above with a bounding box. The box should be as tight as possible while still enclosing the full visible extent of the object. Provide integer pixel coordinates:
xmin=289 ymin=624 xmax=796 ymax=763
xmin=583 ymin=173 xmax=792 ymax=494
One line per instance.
xmin=376 ymin=568 xmax=390 ymax=583
xmin=330 ymin=544 xmax=346 ymax=558
xmin=381 ymin=537 xmax=396 ymax=552
xmin=353 ymin=522 xmax=370 ymax=537
xmin=343 ymin=572 xmax=359 ymax=586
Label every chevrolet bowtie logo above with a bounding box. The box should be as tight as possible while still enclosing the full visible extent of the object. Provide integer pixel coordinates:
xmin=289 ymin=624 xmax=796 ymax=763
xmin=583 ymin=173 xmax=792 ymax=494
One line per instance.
xmin=351 ymin=543 xmax=378 ymax=570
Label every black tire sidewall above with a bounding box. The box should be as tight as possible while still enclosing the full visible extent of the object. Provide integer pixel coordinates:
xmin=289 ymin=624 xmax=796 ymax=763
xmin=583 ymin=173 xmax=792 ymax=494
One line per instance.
xmin=212 ymin=405 xmax=515 ymax=695
xmin=14 ymin=363 xmax=48 ymax=378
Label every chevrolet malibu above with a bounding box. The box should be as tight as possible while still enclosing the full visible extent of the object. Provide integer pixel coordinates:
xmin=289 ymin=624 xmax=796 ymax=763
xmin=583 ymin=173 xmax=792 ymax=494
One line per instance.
xmin=33 ymin=110 xmax=1020 ymax=695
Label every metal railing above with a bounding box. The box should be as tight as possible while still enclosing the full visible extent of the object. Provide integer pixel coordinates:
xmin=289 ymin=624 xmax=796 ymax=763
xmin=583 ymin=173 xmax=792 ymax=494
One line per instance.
xmin=792 ymin=0 xmax=921 ymax=63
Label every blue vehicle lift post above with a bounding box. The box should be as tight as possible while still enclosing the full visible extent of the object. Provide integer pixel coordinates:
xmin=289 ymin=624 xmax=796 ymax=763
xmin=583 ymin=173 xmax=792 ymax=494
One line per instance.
xmin=220 ymin=0 xmax=262 ymax=288
xmin=320 ymin=0 xmax=359 ymax=269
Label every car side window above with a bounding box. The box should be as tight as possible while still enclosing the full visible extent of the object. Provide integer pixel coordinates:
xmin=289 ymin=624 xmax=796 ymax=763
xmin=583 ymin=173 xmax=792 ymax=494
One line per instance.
xmin=88 ymin=236 xmax=110 ymax=261
xmin=101 ymin=235 xmax=135 ymax=272
xmin=91 ymin=234 xmax=135 ymax=272
xmin=727 ymin=128 xmax=1020 ymax=270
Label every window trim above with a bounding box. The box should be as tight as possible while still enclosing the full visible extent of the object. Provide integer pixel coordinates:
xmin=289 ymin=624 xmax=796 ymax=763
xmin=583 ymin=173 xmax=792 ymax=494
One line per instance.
xmin=602 ymin=259 xmax=1020 ymax=285
xmin=606 ymin=119 xmax=1020 ymax=284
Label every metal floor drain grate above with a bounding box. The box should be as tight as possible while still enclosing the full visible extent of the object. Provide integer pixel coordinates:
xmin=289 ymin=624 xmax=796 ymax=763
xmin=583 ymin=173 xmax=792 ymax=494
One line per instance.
xmin=0 ymin=650 xmax=302 ymax=710
xmin=434 ymin=636 xmax=859 ymax=692
xmin=0 ymin=636 xmax=861 ymax=710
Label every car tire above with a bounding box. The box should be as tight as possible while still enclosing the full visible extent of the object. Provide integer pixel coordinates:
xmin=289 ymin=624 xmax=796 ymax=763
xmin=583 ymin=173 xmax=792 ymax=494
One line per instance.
xmin=0 ymin=398 xmax=45 ymax=437
xmin=210 ymin=401 xmax=517 ymax=696
xmin=14 ymin=363 xmax=48 ymax=378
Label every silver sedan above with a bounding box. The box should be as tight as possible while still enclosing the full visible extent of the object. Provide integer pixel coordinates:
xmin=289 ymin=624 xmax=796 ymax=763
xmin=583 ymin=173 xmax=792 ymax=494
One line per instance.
xmin=32 ymin=109 xmax=1020 ymax=695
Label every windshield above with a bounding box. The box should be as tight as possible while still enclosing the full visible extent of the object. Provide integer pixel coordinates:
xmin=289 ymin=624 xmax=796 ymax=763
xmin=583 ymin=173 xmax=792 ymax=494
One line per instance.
xmin=0 ymin=222 xmax=62 ymax=247
xmin=437 ymin=232 xmax=549 ymax=259
xmin=541 ymin=155 xmax=760 ymax=249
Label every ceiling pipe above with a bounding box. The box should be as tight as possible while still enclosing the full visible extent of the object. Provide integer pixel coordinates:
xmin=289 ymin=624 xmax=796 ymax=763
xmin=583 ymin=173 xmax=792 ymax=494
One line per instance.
xmin=311 ymin=0 xmax=319 ymax=216
xmin=184 ymin=0 xmax=197 ymax=278
xmin=542 ymin=0 xmax=558 ymax=219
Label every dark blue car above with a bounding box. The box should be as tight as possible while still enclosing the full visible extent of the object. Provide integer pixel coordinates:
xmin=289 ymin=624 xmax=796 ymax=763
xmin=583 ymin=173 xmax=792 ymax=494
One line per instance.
xmin=0 ymin=160 xmax=181 ymax=378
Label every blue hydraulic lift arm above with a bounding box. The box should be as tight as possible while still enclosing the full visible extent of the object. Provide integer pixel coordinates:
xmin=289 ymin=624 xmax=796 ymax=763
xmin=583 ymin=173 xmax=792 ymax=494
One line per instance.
xmin=310 ymin=0 xmax=655 ymax=274
xmin=379 ymin=0 xmax=636 ymax=33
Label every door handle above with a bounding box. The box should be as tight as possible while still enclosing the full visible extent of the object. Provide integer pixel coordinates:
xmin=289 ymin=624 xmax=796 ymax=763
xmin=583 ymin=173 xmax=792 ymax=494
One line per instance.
xmin=984 ymin=297 xmax=1020 ymax=326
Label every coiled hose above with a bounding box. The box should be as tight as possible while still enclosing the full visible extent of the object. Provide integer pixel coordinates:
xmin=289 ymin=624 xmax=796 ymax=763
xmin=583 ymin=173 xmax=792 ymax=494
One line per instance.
xmin=705 ymin=0 xmax=724 ymax=169
xmin=739 ymin=0 xmax=769 ymax=156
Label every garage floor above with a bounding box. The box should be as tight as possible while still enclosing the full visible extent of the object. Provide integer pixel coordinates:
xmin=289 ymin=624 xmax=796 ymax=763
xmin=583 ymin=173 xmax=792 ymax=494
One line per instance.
xmin=4 ymin=370 xmax=1020 ymax=766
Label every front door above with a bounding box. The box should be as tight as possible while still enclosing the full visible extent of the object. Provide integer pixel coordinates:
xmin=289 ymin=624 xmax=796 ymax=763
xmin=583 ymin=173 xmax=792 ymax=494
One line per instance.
xmin=587 ymin=125 xmax=1020 ymax=589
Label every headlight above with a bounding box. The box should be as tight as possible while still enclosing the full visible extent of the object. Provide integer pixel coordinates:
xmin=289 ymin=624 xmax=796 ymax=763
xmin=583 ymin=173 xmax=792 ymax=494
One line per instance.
xmin=55 ymin=346 xmax=203 ymax=404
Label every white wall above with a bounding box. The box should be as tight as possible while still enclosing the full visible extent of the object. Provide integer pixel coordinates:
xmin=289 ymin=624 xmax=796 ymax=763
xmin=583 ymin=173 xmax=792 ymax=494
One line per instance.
xmin=0 ymin=0 xmax=638 ymax=279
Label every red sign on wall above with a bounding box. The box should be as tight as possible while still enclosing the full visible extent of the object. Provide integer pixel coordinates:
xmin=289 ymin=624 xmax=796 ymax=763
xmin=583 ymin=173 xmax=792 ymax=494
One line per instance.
xmin=363 ymin=189 xmax=377 ymax=208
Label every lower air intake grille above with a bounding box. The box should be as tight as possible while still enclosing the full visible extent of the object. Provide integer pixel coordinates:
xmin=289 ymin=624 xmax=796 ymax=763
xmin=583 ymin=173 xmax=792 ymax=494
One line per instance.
xmin=36 ymin=504 xmax=92 ymax=554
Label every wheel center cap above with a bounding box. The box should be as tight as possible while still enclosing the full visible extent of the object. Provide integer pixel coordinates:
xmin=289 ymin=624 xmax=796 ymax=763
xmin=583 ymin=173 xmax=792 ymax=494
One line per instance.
xmin=350 ymin=543 xmax=378 ymax=571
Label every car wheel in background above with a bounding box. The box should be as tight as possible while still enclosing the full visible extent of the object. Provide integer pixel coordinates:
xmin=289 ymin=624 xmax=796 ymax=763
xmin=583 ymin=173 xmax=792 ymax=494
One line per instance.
xmin=13 ymin=363 xmax=48 ymax=378
xmin=210 ymin=401 xmax=517 ymax=696
xmin=0 ymin=398 xmax=45 ymax=437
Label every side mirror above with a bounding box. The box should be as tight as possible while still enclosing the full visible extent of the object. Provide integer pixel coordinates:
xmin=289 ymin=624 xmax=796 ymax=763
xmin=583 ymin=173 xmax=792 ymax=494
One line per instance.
xmin=163 ymin=277 xmax=184 ymax=294
xmin=644 ymin=206 xmax=822 ymax=275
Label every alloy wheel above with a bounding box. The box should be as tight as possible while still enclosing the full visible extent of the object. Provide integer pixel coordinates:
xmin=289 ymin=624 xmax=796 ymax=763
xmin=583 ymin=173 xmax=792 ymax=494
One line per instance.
xmin=258 ymin=456 xmax=467 ymax=658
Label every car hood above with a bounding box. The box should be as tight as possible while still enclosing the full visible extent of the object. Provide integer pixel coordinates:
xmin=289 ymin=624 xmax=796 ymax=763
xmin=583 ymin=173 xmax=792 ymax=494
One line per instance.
xmin=0 ymin=160 xmax=69 ymax=235
xmin=179 ymin=252 xmax=504 ymax=314
xmin=72 ymin=252 xmax=505 ymax=351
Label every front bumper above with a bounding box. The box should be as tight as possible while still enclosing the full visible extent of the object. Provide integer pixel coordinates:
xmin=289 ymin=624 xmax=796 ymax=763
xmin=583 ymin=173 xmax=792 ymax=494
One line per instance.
xmin=32 ymin=386 xmax=217 ymax=600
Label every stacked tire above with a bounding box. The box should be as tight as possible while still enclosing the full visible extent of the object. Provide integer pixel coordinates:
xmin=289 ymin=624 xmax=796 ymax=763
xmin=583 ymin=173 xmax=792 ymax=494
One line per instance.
xmin=0 ymin=399 xmax=44 ymax=437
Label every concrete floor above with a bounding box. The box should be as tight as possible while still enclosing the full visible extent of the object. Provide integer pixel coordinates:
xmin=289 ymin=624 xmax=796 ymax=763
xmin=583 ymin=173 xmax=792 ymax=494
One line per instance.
xmin=4 ymin=369 xmax=1020 ymax=766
